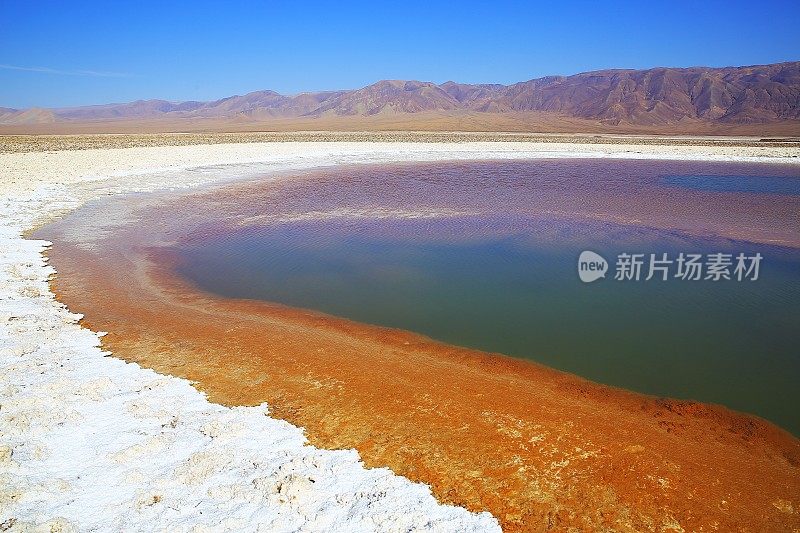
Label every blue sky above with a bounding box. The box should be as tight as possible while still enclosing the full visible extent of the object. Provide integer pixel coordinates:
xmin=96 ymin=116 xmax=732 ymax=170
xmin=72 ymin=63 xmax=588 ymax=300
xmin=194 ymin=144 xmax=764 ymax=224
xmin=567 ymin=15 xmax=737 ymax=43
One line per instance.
xmin=1 ymin=0 xmax=798 ymax=108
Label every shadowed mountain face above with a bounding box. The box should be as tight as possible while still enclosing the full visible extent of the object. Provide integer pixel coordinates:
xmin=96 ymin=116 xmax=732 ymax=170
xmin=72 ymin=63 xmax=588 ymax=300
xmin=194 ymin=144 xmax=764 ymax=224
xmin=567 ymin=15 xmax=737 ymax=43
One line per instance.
xmin=314 ymin=80 xmax=462 ymax=115
xmin=495 ymin=63 xmax=800 ymax=125
xmin=3 ymin=62 xmax=799 ymax=128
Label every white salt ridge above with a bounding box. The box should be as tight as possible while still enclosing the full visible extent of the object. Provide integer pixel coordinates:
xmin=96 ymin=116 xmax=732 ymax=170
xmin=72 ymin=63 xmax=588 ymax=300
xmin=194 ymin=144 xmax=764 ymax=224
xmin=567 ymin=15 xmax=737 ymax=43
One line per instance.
xmin=238 ymin=207 xmax=473 ymax=226
xmin=2 ymin=142 xmax=799 ymax=532
xmin=0 ymin=162 xmax=506 ymax=531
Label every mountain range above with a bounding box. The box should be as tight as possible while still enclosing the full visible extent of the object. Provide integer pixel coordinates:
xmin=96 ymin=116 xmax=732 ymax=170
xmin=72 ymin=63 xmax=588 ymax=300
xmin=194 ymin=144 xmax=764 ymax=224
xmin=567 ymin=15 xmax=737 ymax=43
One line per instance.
xmin=2 ymin=62 xmax=799 ymax=135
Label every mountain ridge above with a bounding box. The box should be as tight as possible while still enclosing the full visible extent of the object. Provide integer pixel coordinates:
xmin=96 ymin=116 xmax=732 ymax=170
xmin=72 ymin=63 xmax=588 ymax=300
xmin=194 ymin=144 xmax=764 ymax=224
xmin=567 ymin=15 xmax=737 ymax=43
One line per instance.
xmin=2 ymin=62 xmax=799 ymax=131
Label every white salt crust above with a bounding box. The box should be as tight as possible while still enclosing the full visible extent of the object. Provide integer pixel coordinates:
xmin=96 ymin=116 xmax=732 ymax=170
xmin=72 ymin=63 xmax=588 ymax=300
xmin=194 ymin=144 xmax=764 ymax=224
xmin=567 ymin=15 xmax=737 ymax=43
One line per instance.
xmin=1 ymin=142 xmax=798 ymax=532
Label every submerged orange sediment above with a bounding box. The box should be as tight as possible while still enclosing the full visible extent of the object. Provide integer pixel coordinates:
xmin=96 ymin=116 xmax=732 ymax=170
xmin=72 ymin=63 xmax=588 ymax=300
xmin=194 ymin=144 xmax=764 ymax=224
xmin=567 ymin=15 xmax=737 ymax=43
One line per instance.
xmin=38 ymin=161 xmax=800 ymax=532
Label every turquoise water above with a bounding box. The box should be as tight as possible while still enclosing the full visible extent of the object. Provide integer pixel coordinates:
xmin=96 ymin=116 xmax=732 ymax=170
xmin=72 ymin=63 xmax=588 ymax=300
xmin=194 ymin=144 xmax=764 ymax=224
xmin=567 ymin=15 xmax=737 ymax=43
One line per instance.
xmin=173 ymin=160 xmax=800 ymax=434
xmin=661 ymin=174 xmax=800 ymax=195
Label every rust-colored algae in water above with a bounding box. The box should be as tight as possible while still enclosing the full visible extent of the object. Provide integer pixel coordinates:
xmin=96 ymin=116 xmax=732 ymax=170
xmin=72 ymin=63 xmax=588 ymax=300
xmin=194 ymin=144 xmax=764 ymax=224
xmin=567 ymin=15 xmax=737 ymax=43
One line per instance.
xmin=37 ymin=160 xmax=800 ymax=532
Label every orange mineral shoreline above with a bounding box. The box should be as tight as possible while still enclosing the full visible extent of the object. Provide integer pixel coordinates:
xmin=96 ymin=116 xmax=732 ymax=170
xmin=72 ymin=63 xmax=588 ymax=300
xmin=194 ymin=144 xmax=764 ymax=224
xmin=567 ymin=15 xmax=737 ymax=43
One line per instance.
xmin=36 ymin=163 xmax=800 ymax=532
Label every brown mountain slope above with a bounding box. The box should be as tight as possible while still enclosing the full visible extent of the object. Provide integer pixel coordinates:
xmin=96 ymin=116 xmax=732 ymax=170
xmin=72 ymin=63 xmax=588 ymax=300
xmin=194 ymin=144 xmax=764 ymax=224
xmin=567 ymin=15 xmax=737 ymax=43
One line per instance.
xmin=2 ymin=62 xmax=799 ymax=133
xmin=1 ymin=107 xmax=57 ymax=125
xmin=314 ymin=80 xmax=462 ymax=115
xmin=496 ymin=63 xmax=800 ymax=125
xmin=55 ymin=99 xmax=194 ymax=121
xmin=439 ymin=81 xmax=508 ymax=112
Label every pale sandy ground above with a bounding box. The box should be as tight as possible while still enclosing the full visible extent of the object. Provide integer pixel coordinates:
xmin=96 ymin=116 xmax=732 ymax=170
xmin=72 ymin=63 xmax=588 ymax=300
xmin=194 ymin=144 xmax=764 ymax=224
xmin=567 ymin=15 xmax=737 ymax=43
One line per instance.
xmin=2 ymin=138 xmax=798 ymax=196
xmin=2 ymin=131 xmax=799 ymax=154
xmin=1 ymin=138 xmax=798 ymax=532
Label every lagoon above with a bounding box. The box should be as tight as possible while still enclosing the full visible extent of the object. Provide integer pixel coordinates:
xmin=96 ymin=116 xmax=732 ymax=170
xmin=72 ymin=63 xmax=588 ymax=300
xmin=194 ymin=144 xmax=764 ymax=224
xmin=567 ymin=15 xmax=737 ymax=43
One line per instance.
xmin=171 ymin=160 xmax=800 ymax=433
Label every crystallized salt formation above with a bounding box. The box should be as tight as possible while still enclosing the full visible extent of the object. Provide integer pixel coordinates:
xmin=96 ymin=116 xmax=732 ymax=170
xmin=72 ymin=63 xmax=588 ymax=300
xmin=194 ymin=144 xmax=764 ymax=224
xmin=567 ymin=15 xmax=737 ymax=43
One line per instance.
xmin=2 ymin=142 xmax=797 ymax=532
xmin=0 ymin=169 xmax=505 ymax=532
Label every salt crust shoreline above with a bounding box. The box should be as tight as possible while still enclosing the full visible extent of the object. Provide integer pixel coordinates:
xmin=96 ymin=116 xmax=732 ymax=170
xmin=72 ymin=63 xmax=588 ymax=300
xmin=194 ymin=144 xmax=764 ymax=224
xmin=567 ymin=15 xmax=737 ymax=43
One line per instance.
xmin=2 ymin=141 xmax=799 ymax=532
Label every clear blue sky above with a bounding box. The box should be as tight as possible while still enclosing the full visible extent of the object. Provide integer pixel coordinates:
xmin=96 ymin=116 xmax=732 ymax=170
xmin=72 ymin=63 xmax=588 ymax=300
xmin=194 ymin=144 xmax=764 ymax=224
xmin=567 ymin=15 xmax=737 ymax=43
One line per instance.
xmin=1 ymin=0 xmax=798 ymax=109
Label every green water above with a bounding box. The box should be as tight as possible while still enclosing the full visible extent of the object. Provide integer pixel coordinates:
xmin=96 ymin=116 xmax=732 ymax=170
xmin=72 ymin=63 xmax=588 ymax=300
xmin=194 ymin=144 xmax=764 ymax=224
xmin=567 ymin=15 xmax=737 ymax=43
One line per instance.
xmin=176 ymin=215 xmax=800 ymax=434
xmin=171 ymin=160 xmax=800 ymax=434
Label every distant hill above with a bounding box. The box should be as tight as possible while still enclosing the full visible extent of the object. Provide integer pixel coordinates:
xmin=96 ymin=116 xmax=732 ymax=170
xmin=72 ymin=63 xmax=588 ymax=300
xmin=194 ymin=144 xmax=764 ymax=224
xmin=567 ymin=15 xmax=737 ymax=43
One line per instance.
xmin=0 ymin=108 xmax=57 ymax=125
xmin=2 ymin=62 xmax=799 ymax=135
xmin=489 ymin=63 xmax=800 ymax=125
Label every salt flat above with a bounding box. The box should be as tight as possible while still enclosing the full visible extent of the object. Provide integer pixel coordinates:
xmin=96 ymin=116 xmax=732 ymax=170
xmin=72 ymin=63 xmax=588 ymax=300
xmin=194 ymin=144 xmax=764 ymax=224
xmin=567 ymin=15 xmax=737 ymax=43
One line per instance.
xmin=1 ymin=138 xmax=798 ymax=532
xmin=2 ymin=138 xmax=798 ymax=196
